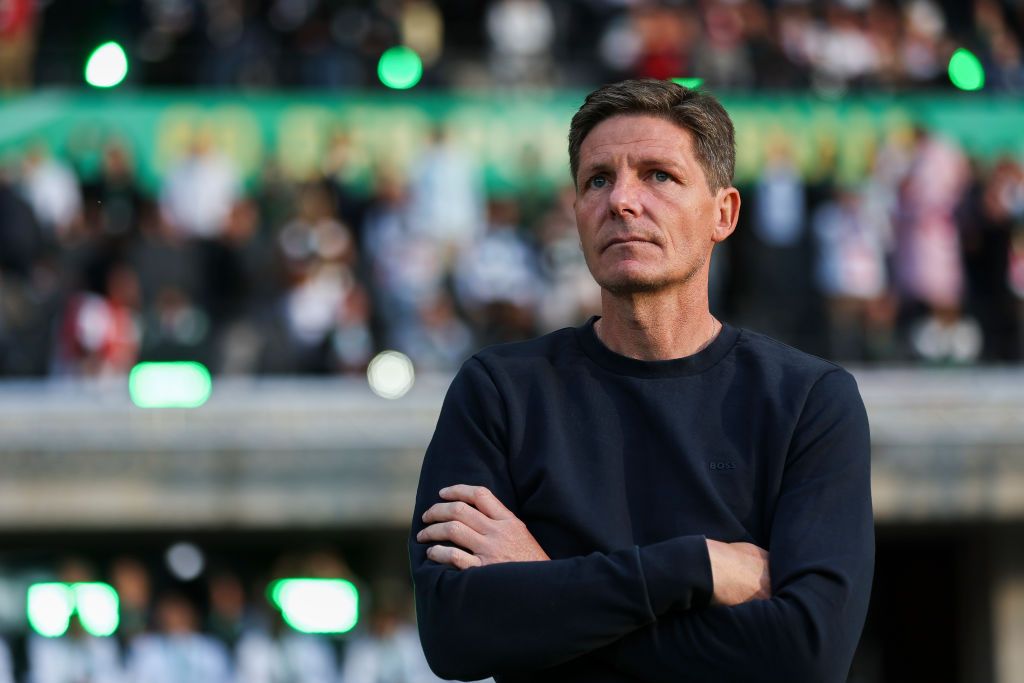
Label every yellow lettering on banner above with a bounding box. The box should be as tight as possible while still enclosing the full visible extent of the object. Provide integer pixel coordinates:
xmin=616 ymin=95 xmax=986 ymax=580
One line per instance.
xmin=277 ymin=106 xmax=330 ymax=182
xmin=808 ymin=106 xmax=842 ymax=182
xmin=444 ymin=107 xmax=487 ymax=160
xmin=211 ymin=106 xmax=262 ymax=178
xmin=537 ymin=114 xmax=571 ymax=186
xmin=774 ymin=104 xmax=810 ymax=171
xmin=732 ymin=110 xmax=759 ymax=184
xmin=154 ymin=106 xmax=205 ymax=173
xmin=354 ymin=106 xmax=431 ymax=173
xmin=880 ymin=108 xmax=915 ymax=151
xmin=836 ymin=107 xmax=876 ymax=185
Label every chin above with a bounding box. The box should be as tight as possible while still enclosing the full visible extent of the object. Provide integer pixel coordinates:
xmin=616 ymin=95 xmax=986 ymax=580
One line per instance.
xmin=591 ymin=258 xmax=706 ymax=296
xmin=594 ymin=269 xmax=672 ymax=295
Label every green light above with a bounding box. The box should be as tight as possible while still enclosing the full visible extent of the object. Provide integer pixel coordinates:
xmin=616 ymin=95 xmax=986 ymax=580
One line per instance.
xmin=269 ymin=579 xmax=359 ymax=634
xmin=27 ymin=584 xmax=74 ymax=638
xmin=948 ymin=48 xmax=985 ymax=91
xmin=27 ymin=583 xmax=119 ymax=638
xmin=85 ymin=42 xmax=129 ymax=88
xmin=129 ymin=362 xmax=212 ymax=408
xmin=72 ymin=583 xmax=119 ymax=637
xmin=671 ymin=77 xmax=704 ymax=89
xmin=377 ymin=46 xmax=423 ymax=90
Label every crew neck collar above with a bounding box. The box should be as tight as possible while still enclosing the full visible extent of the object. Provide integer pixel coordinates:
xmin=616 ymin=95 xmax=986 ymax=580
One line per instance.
xmin=575 ymin=315 xmax=740 ymax=378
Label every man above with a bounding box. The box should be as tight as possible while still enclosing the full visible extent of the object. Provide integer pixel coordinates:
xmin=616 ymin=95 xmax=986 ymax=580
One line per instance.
xmin=409 ymin=79 xmax=873 ymax=682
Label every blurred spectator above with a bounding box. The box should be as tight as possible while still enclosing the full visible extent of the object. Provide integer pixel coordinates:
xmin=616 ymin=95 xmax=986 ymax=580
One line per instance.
xmin=401 ymin=0 xmax=445 ymax=71
xmin=277 ymin=181 xmax=372 ymax=373
xmin=54 ymin=263 xmax=142 ymax=377
xmin=486 ymin=0 xmax=555 ymax=86
xmin=125 ymin=591 xmax=233 ymax=683
xmin=0 ymin=172 xmax=41 ymax=277
xmin=0 ymin=0 xmax=36 ymax=91
xmin=741 ymin=140 xmax=817 ymax=349
xmin=605 ymin=4 xmax=694 ymax=82
xmin=364 ymin=169 xmax=447 ymax=351
xmin=406 ymin=126 xmax=485 ymax=260
xmin=320 ymin=129 xmax=369 ymax=246
xmin=20 ymin=145 xmax=82 ymax=241
xmin=0 ymin=641 xmax=10 ymax=683
xmin=338 ymin=579 xmax=451 ymax=683
xmin=206 ymin=570 xmax=251 ymax=649
xmin=0 ymin=171 xmax=54 ymax=376
xmin=812 ymin=185 xmax=896 ymax=361
xmin=959 ymin=157 xmax=1024 ymax=361
xmin=900 ymin=0 xmax=948 ymax=85
xmin=235 ymin=622 xmax=337 ymax=683
xmin=535 ymin=186 xmax=601 ymax=332
xmin=82 ymin=143 xmax=144 ymax=240
xmin=110 ymin=557 xmax=152 ymax=644
xmin=200 ymin=0 xmax=281 ymax=89
xmin=454 ymin=197 xmax=541 ymax=346
xmin=27 ymin=623 xmax=123 ymax=683
xmin=393 ymin=293 xmax=474 ymax=373
xmin=893 ymin=126 xmax=981 ymax=363
xmin=160 ymin=136 xmax=241 ymax=240
xmin=693 ymin=1 xmax=754 ymax=89
xmin=26 ymin=558 xmax=123 ymax=683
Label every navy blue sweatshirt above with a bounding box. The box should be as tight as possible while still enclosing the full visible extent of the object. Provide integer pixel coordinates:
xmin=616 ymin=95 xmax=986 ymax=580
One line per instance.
xmin=409 ymin=317 xmax=874 ymax=682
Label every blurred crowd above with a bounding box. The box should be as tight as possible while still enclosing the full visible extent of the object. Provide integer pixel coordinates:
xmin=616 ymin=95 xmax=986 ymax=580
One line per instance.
xmin=0 ymin=550 xmax=466 ymax=683
xmin=1 ymin=0 xmax=1022 ymax=93
xmin=1 ymin=117 xmax=1023 ymax=379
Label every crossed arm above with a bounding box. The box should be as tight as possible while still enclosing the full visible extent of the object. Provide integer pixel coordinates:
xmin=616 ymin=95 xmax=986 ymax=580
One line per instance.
xmin=417 ymin=484 xmax=770 ymax=607
xmin=409 ymin=360 xmax=873 ymax=682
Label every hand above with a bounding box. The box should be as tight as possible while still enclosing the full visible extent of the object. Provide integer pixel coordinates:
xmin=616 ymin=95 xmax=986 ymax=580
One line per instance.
xmin=705 ymin=539 xmax=771 ymax=606
xmin=416 ymin=485 xmax=550 ymax=570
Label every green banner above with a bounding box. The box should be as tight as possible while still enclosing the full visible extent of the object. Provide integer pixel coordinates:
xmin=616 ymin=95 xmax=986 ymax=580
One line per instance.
xmin=0 ymin=90 xmax=1021 ymax=195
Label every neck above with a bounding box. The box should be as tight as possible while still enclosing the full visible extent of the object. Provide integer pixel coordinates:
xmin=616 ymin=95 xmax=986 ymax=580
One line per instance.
xmin=594 ymin=284 xmax=720 ymax=361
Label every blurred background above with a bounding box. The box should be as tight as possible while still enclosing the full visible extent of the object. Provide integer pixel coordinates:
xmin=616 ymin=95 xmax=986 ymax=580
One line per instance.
xmin=0 ymin=0 xmax=1023 ymax=681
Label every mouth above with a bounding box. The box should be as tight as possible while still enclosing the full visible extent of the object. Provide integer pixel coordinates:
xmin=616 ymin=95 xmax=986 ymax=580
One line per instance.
xmin=603 ymin=236 xmax=654 ymax=252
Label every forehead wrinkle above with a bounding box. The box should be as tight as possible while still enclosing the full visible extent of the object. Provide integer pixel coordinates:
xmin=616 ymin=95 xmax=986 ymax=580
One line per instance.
xmin=580 ymin=146 xmax=692 ymax=175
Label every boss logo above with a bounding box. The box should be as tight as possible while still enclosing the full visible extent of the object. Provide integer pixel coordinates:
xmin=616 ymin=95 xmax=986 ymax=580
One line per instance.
xmin=709 ymin=461 xmax=737 ymax=471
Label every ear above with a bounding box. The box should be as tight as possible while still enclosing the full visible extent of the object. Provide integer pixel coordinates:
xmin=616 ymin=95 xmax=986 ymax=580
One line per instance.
xmin=712 ymin=186 xmax=740 ymax=244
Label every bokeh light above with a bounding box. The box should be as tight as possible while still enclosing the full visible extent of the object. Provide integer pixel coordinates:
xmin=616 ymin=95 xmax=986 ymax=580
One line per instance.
xmin=671 ymin=77 xmax=704 ymax=89
xmin=948 ymin=48 xmax=985 ymax=91
xmin=269 ymin=578 xmax=359 ymax=634
xmin=377 ymin=46 xmax=423 ymax=90
xmin=367 ymin=350 xmax=415 ymax=399
xmin=129 ymin=362 xmax=212 ymax=409
xmin=27 ymin=583 xmax=75 ymax=638
xmin=84 ymin=42 xmax=129 ymax=88
xmin=27 ymin=582 xmax=120 ymax=638
xmin=165 ymin=542 xmax=205 ymax=581
xmin=72 ymin=583 xmax=120 ymax=637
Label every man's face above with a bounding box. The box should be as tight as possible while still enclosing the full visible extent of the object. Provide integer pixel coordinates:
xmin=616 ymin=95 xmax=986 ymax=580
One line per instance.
xmin=573 ymin=114 xmax=737 ymax=295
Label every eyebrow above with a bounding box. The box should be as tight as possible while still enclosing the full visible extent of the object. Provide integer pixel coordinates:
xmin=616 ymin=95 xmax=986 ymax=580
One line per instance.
xmin=582 ymin=156 xmax=686 ymax=172
xmin=579 ymin=157 xmax=688 ymax=178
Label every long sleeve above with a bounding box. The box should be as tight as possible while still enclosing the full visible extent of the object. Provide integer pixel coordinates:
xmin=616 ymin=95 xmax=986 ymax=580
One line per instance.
xmin=593 ymin=369 xmax=875 ymax=682
xmin=409 ymin=357 xmax=713 ymax=681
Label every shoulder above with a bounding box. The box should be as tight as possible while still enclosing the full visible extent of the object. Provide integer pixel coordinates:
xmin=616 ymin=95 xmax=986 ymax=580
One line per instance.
xmin=467 ymin=325 xmax=581 ymax=380
xmin=732 ymin=326 xmax=848 ymax=382
xmin=729 ymin=326 xmax=863 ymax=411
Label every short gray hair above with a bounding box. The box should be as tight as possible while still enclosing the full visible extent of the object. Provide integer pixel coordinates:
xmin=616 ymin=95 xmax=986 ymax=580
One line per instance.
xmin=568 ymin=79 xmax=736 ymax=192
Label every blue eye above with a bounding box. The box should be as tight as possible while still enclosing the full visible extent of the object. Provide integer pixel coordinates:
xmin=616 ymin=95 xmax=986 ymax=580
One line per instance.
xmin=589 ymin=176 xmax=608 ymax=189
xmin=653 ymin=170 xmax=670 ymax=182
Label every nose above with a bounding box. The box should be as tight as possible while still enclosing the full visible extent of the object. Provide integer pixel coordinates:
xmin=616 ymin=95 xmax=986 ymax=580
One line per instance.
xmin=607 ymin=175 xmax=642 ymax=219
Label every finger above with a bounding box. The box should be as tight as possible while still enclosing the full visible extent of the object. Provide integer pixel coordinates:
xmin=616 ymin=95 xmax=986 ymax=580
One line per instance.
xmin=426 ymin=545 xmax=481 ymax=570
xmin=439 ymin=485 xmax=514 ymax=521
xmin=422 ymin=501 xmax=494 ymax=533
xmin=416 ymin=520 xmax=484 ymax=549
